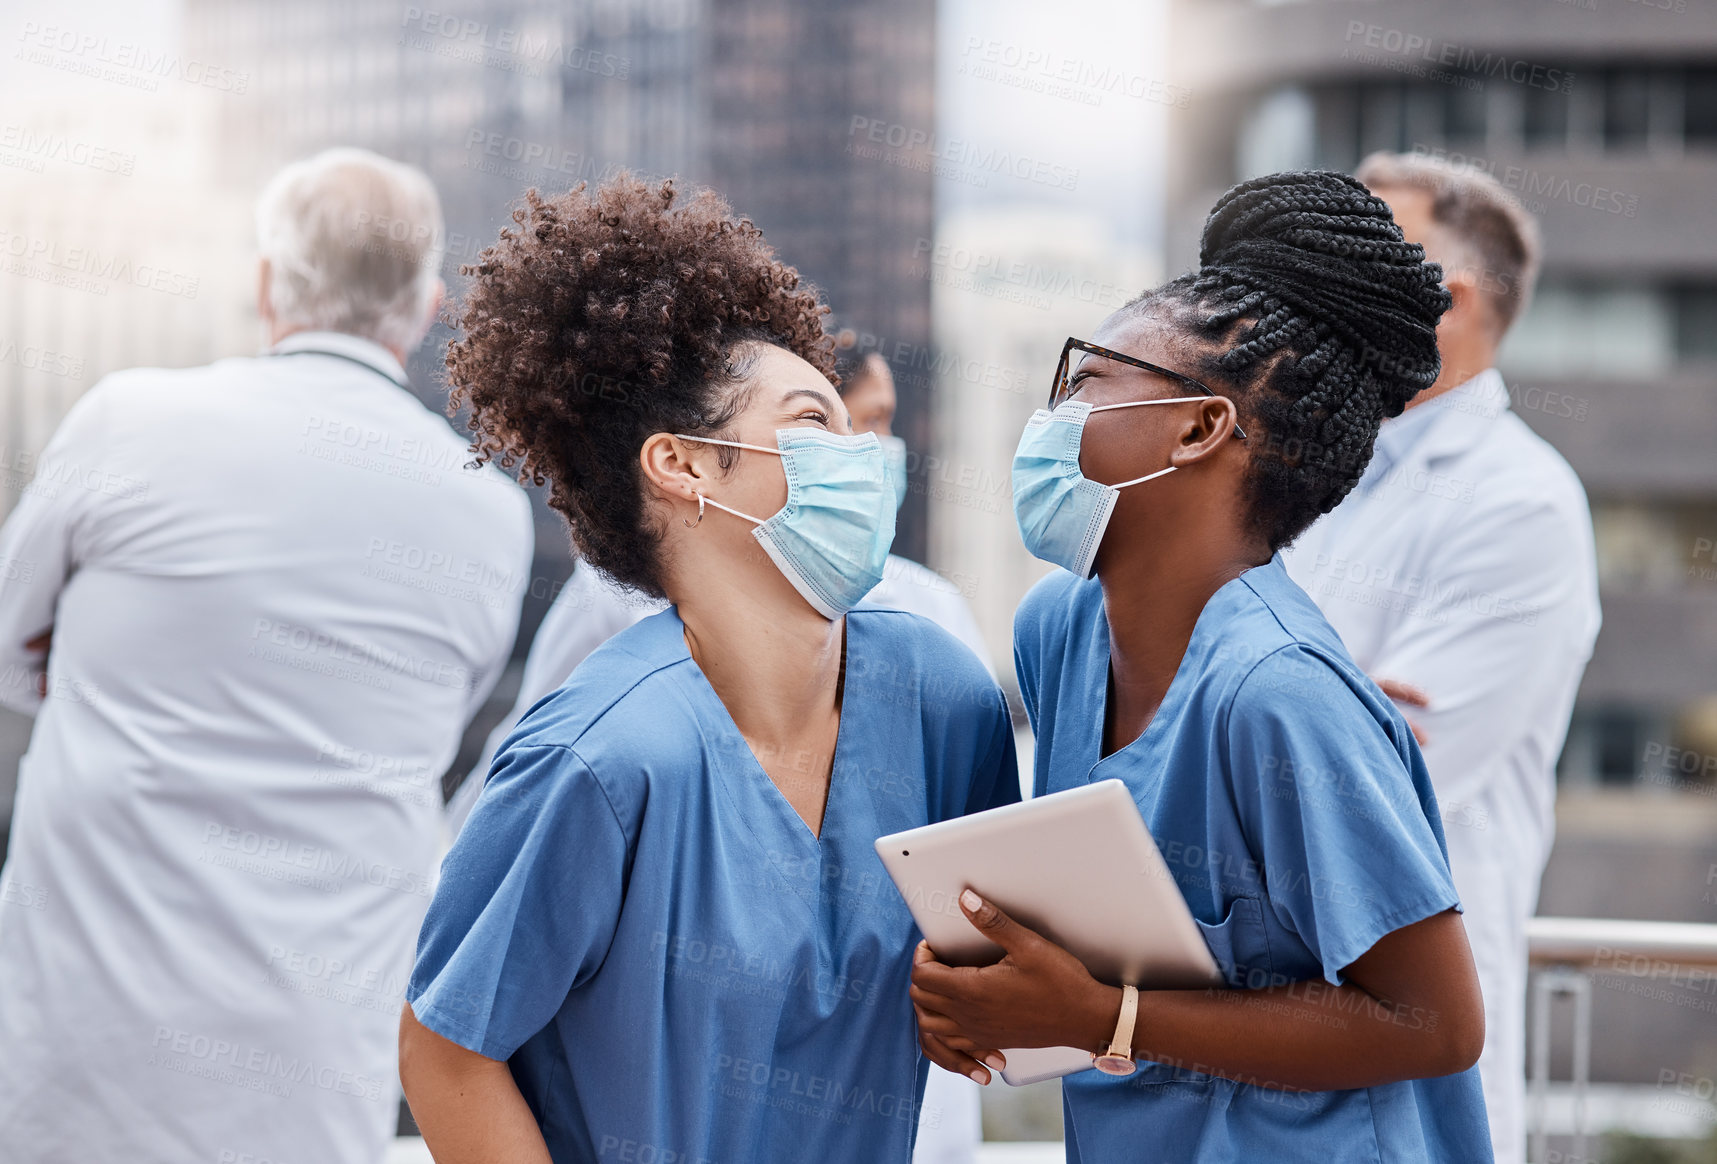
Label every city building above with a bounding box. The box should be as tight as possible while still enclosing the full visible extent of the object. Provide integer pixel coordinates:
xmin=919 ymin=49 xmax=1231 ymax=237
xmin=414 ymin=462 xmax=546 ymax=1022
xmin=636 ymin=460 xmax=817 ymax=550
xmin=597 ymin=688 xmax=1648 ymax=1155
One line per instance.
xmin=705 ymin=0 xmax=937 ymax=564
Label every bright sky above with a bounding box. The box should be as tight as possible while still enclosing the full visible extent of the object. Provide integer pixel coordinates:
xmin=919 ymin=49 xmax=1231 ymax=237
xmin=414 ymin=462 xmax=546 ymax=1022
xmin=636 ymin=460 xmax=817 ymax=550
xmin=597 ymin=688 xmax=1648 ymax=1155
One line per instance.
xmin=937 ymin=0 xmax=1168 ymax=259
xmin=0 ymin=0 xmax=181 ymax=97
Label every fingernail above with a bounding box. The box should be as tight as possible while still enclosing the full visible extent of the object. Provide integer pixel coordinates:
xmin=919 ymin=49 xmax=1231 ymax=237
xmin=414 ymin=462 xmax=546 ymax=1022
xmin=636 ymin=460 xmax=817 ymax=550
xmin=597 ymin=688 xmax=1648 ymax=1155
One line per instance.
xmin=968 ymin=1067 xmax=988 ymax=1085
xmin=982 ymin=1053 xmax=1007 ymax=1072
xmin=960 ymin=889 xmax=981 ymax=912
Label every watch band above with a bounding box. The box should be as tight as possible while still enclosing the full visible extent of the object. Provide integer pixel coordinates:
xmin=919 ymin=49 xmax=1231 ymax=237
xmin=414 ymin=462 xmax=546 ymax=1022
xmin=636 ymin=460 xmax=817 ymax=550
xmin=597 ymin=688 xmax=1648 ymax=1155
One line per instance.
xmin=1093 ymin=985 xmax=1139 ymax=1076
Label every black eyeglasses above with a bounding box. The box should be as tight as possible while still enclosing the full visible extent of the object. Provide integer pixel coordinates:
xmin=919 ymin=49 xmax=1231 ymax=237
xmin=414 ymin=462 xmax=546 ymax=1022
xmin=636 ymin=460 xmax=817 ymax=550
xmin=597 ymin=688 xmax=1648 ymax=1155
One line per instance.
xmin=1050 ymin=337 xmax=1247 ymax=441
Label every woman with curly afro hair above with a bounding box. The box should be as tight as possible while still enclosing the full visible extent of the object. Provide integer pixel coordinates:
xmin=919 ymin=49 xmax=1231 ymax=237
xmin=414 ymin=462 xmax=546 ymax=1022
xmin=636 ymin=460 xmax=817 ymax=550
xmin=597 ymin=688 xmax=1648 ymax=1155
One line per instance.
xmin=399 ymin=175 xmax=1018 ymax=1164
xmin=910 ymin=172 xmax=1493 ymax=1162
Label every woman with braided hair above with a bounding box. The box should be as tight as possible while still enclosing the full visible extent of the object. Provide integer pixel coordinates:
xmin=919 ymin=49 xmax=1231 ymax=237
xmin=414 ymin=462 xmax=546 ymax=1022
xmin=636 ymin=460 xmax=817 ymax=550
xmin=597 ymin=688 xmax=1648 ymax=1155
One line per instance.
xmin=909 ymin=171 xmax=1492 ymax=1162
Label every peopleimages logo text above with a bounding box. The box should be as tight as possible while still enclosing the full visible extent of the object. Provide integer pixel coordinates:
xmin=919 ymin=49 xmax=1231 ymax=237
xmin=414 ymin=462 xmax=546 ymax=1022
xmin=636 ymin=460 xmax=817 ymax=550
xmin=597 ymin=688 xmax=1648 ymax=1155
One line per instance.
xmin=1343 ymin=22 xmax=1573 ymax=92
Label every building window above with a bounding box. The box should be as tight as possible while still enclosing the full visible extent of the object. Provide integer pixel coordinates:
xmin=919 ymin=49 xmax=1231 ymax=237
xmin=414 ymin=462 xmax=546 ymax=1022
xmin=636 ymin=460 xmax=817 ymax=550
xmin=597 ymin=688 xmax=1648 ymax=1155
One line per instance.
xmin=1602 ymin=69 xmax=1653 ymax=150
xmin=1442 ymin=84 xmax=1486 ymax=147
xmin=1593 ymin=708 xmax=1651 ymax=786
xmin=1504 ymin=283 xmax=1717 ymax=371
xmin=1686 ymin=67 xmax=1717 ymax=147
xmin=1237 ymin=86 xmax=1316 ymax=179
xmin=1309 ymin=62 xmax=1717 ymax=161
xmin=1523 ymin=83 xmax=1570 ymax=151
xmin=1674 ymin=286 xmax=1717 ymax=362
xmin=1312 ymin=87 xmax=1360 ymax=170
xmin=1592 ymin=502 xmax=1690 ymax=594
xmin=1359 ymin=83 xmax=1407 ymax=158
xmin=1500 ymin=282 xmax=1676 ymax=377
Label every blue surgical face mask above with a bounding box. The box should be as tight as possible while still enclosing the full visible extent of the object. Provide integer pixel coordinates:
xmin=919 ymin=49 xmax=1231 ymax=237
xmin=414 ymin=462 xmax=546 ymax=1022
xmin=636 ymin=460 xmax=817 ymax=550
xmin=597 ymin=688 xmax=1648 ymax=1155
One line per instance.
xmin=879 ymin=434 xmax=909 ymax=512
xmin=674 ymin=428 xmax=896 ymax=619
xmin=1010 ymin=396 xmax=1209 ymax=579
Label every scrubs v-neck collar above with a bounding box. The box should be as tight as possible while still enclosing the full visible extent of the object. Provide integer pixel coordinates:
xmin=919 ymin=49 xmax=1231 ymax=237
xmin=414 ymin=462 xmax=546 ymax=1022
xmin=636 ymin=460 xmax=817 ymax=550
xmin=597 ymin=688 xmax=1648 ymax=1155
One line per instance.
xmin=667 ymin=605 xmax=854 ymax=852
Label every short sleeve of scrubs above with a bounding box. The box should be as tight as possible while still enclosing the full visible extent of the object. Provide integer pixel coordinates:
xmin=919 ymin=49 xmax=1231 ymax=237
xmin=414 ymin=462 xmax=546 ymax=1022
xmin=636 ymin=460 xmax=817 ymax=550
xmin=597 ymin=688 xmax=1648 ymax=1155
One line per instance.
xmin=408 ymin=744 xmax=633 ymax=1060
xmin=1226 ymin=645 xmax=1460 ymax=985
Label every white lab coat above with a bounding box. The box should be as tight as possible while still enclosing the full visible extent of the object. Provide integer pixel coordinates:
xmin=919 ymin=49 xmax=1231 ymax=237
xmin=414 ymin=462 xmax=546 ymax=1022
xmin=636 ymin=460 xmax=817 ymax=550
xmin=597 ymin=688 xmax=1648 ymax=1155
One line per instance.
xmin=448 ymin=550 xmax=993 ymax=1164
xmin=1282 ymin=369 xmax=1600 ymax=1164
xmin=0 ymin=332 xmax=533 ymax=1164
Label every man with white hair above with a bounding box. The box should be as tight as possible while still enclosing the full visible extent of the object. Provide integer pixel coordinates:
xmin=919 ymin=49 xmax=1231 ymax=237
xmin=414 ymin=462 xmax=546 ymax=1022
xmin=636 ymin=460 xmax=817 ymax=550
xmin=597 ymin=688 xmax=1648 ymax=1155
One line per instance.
xmin=1283 ymin=151 xmax=1601 ymax=1164
xmin=0 ymin=148 xmax=532 ymax=1163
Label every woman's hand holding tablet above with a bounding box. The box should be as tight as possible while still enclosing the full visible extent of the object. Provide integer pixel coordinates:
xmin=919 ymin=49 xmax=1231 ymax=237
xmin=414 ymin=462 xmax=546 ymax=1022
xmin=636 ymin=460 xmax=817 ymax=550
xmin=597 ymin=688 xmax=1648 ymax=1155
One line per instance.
xmin=875 ymin=779 xmax=1222 ymax=1085
xmin=909 ymin=890 xmax=1124 ymax=1085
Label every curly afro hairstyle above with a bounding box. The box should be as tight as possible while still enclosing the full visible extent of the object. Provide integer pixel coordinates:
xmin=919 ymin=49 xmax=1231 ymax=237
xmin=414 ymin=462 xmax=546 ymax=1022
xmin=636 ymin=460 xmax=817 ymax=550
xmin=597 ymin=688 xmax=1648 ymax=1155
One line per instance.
xmin=446 ymin=174 xmax=834 ymax=597
xmin=1129 ymin=170 xmax=1451 ymax=551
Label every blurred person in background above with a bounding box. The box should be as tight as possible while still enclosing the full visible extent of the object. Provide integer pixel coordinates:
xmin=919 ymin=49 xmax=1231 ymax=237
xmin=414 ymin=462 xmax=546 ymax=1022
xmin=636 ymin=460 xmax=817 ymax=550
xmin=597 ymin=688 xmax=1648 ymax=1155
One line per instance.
xmin=1282 ymin=152 xmax=1601 ymax=1164
xmin=441 ymin=339 xmax=992 ymax=1162
xmin=836 ymin=346 xmax=991 ymax=677
xmin=0 ymin=148 xmax=532 ymax=1164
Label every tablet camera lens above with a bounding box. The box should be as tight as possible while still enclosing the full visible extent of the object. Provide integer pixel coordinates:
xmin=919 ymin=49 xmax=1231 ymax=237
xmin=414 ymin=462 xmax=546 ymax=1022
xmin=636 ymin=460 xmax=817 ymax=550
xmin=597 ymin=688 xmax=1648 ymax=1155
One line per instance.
xmin=901 ymin=850 xmax=910 ymax=856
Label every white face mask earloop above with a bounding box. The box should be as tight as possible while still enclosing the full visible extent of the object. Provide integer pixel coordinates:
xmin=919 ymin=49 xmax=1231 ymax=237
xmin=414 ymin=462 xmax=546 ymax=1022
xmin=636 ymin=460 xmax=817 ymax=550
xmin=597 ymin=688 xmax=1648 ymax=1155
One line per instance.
xmin=1085 ymin=396 xmax=1210 ymax=414
xmin=689 ymin=493 xmax=768 ymax=527
xmin=1111 ymin=465 xmax=1178 ymax=490
xmin=1081 ymin=395 xmax=1209 ymax=491
xmin=673 ymin=433 xmax=779 ymax=528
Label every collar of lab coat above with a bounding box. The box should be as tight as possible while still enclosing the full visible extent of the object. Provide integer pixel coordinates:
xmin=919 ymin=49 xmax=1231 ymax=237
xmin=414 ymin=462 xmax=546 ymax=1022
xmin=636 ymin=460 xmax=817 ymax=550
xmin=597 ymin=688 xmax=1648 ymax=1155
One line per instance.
xmin=265 ymin=330 xmax=410 ymax=388
xmin=1360 ymin=368 xmax=1508 ymax=492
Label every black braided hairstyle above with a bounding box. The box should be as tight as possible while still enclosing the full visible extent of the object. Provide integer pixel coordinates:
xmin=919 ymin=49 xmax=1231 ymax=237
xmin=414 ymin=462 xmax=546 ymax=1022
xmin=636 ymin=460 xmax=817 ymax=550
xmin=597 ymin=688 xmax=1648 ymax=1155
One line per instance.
xmin=1131 ymin=170 xmax=1451 ymax=551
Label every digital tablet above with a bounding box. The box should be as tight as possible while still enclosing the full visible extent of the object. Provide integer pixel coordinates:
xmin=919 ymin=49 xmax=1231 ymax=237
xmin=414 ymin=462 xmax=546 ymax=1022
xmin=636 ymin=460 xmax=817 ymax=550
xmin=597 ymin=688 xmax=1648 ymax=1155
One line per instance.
xmin=876 ymin=779 xmax=1221 ymax=1086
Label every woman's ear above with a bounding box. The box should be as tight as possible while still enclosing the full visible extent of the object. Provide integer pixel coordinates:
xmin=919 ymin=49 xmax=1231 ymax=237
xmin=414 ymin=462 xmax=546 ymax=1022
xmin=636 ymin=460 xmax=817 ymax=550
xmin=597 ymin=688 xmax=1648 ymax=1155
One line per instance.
xmin=639 ymin=434 xmax=711 ymax=504
xmin=1169 ymin=395 xmax=1241 ymax=467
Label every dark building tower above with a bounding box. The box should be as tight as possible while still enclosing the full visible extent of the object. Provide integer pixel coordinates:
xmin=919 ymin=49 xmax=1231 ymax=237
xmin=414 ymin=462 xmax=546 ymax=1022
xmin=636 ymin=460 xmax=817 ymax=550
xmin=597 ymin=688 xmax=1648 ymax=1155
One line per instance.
xmin=702 ymin=0 xmax=937 ymax=562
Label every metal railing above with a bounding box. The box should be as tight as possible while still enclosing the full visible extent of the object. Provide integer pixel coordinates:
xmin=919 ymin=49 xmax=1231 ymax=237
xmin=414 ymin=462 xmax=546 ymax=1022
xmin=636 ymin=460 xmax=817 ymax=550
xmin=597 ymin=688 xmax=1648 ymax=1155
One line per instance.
xmin=1527 ymin=917 xmax=1717 ymax=1164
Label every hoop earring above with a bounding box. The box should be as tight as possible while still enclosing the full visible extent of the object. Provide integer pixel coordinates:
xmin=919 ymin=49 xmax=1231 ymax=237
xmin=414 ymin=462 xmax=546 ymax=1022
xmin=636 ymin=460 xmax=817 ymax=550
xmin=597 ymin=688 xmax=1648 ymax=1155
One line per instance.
xmin=683 ymin=494 xmax=706 ymax=528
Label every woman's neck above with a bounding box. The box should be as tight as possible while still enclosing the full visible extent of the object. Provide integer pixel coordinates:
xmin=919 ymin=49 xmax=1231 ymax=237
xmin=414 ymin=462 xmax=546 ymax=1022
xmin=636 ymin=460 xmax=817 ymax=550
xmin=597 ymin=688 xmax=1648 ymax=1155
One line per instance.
xmin=674 ymin=581 xmax=845 ymax=750
xmin=1096 ymin=531 xmax=1267 ymax=753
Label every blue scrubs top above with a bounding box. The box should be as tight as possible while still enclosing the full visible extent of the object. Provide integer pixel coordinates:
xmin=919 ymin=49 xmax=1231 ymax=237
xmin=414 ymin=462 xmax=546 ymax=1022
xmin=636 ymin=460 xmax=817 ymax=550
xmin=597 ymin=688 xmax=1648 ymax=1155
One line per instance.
xmin=409 ymin=606 xmax=1018 ymax=1164
xmin=1014 ymin=559 xmax=1491 ymax=1164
